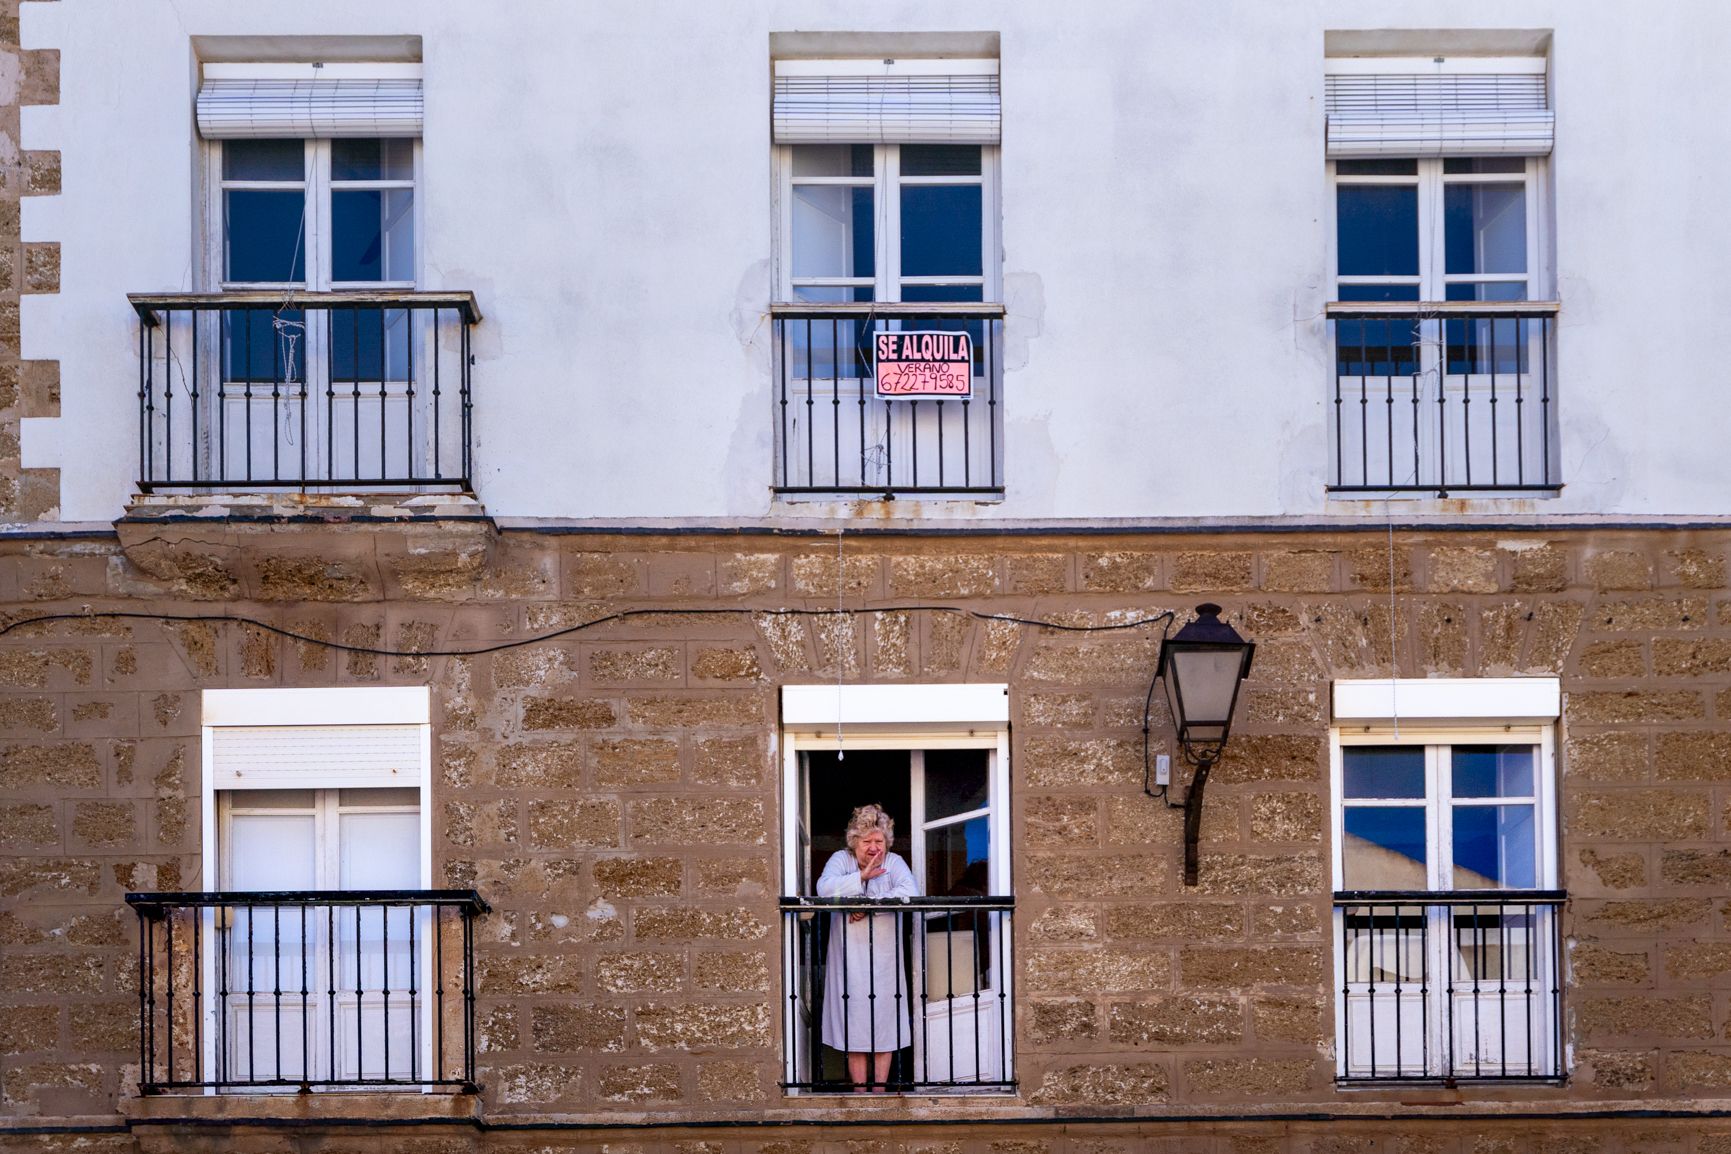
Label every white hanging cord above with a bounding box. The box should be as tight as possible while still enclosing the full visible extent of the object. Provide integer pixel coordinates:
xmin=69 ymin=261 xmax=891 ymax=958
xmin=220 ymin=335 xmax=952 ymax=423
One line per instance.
xmin=835 ymin=526 xmax=846 ymax=761
xmin=1386 ymin=498 xmax=1400 ymax=738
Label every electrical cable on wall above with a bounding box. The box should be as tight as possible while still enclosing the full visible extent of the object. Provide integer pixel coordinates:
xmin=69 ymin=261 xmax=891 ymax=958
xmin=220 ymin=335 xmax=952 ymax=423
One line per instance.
xmin=0 ymin=603 xmax=1175 ymax=660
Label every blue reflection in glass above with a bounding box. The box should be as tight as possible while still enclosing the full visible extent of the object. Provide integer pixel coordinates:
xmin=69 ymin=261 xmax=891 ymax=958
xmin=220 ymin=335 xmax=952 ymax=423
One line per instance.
xmin=900 ymin=186 xmax=982 ymax=277
xmin=1343 ymin=807 xmax=1427 ymax=888
xmin=1444 ymin=183 xmax=1526 ymax=275
xmin=1452 ymin=746 xmax=1534 ymax=798
xmin=1452 ymin=804 xmax=1535 ymax=888
xmin=226 ymin=191 xmax=305 ymax=283
xmin=1337 ymin=185 xmax=1418 ymax=277
xmin=1343 ymin=746 xmax=1425 ymax=798
xmin=222 ymin=308 xmax=304 ymax=383
xmin=330 ymin=307 xmax=411 ymax=383
xmin=333 ymin=190 xmax=384 ymax=282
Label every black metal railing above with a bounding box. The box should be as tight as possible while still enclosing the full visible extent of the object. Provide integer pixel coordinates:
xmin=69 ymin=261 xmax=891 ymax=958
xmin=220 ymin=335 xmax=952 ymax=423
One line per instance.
xmin=780 ymin=895 xmax=1014 ymax=1093
xmin=130 ymin=291 xmax=480 ymax=492
xmin=1335 ymin=890 xmax=1564 ymax=1084
xmin=126 ymin=889 xmax=488 ymax=1094
xmin=773 ymin=303 xmax=1004 ymax=498
xmin=1328 ymin=302 xmax=1559 ymax=495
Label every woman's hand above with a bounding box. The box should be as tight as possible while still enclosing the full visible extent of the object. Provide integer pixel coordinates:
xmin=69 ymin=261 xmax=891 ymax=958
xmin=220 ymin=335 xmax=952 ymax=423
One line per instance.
xmin=859 ymin=846 xmax=887 ymax=883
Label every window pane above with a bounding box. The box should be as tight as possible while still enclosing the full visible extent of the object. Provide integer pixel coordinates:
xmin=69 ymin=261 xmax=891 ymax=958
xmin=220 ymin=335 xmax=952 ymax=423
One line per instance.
xmin=222 ymin=307 xmax=305 ymax=382
xmin=1443 ymin=282 xmax=1527 ymax=302
xmin=792 ymin=284 xmax=874 ymax=304
xmin=1336 ymin=283 xmax=1421 ymax=302
xmin=339 ymin=787 xmax=420 ymax=807
xmin=1445 ymin=183 xmax=1526 ymax=275
xmin=792 ymin=185 xmax=875 ymax=279
xmin=1334 ymin=315 xmax=1419 ymax=378
xmin=223 ymin=139 xmax=304 ymax=182
xmin=229 ymin=814 xmax=316 ymax=889
xmin=1445 ymin=313 xmax=1533 ymax=376
xmin=330 ymin=307 xmax=413 ymax=382
xmin=1336 ymin=185 xmax=1418 ymax=277
xmin=925 ymin=813 xmax=990 ymax=897
xmin=1444 ymin=157 xmax=1525 ymax=175
xmin=1452 ymin=746 xmax=1535 ymax=798
xmin=1337 ymin=158 xmax=1418 ymax=176
xmin=924 ymin=749 xmax=988 ymax=821
xmin=900 ymin=185 xmax=982 ymax=277
xmin=901 ymin=144 xmax=981 ymax=177
xmin=1343 ymin=807 xmax=1428 ymax=888
xmin=332 ymin=138 xmax=414 ymax=181
xmin=332 ymin=188 xmax=415 ymax=282
xmin=1342 ymin=746 xmax=1425 ymax=798
xmin=1452 ymin=804 xmax=1535 ymax=888
xmin=900 ymin=283 xmax=984 ymax=303
xmin=225 ymin=190 xmax=306 ymax=282
xmin=791 ymin=144 xmax=873 ymax=178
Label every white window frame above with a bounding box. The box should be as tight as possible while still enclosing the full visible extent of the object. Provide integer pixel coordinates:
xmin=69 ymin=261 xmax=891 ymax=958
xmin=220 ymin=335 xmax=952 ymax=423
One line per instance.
xmin=1330 ymin=155 xmax=1549 ymax=304
xmin=779 ymin=682 xmax=1013 ymax=1094
xmin=206 ymin=137 xmax=422 ymax=295
xmin=773 ymin=143 xmax=1002 ymax=305
xmin=1328 ymin=677 xmax=1563 ymax=1083
xmin=198 ymin=687 xmax=433 ymax=1093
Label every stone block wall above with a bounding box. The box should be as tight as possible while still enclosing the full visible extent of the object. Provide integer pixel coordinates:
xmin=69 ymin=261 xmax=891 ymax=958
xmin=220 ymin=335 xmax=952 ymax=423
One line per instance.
xmin=0 ymin=0 xmax=59 ymax=522
xmin=0 ymin=525 xmax=1729 ymax=1148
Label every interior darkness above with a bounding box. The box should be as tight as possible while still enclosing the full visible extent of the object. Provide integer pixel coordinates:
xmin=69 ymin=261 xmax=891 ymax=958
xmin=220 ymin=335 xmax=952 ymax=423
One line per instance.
xmin=804 ymin=749 xmax=911 ymax=885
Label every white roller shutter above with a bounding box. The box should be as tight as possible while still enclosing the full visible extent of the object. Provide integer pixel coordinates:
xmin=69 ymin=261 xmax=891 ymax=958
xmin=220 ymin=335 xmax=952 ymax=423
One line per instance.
xmin=1326 ymin=57 xmax=1552 ymax=158
xmin=211 ymin=724 xmax=423 ymax=790
xmin=773 ymin=58 xmax=1000 ymax=145
xmin=197 ymin=63 xmax=423 ymax=140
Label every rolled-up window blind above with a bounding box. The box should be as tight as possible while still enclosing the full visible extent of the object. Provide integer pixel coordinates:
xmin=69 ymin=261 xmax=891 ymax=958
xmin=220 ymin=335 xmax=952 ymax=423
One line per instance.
xmin=197 ymin=64 xmax=423 ymax=139
xmin=1326 ymin=57 xmax=1552 ymax=158
xmin=212 ymin=724 xmax=423 ymax=790
xmin=773 ymin=59 xmax=1000 ymax=145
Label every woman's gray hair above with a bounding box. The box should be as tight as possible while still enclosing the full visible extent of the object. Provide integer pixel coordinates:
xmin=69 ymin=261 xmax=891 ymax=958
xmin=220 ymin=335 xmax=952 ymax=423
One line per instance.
xmin=843 ymin=803 xmax=895 ymax=851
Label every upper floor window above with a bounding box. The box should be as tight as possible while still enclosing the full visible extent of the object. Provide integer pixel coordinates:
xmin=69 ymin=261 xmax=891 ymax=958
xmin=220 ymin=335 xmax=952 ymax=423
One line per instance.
xmin=774 ymin=59 xmax=1000 ymax=304
xmin=770 ymin=58 xmax=1005 ymax=497
xmin=1323 ymin=54 xmax=1560 ymax=495
xmin=1335 ymin=155 xmax=1539 ymax=306
xmin=220 ymin=136 xmax=417 ymax=290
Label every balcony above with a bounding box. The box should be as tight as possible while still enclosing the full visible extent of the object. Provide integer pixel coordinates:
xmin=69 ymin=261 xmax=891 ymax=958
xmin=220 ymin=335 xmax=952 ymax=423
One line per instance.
xmin=126 ymin=889 xmax=488 ymax=1093
xmin=780 ymin=895 xmax=1015 ymax=1093
xmin=772 ymin=303 xmax=1004 ymax=499
xmin=130 ymin=291 xmax=479 ymax=494
xmin=1328 ymin=302 xmax=1559 ymax=496
xmin=1334 ymin=890 xmax=1564 ymax=1084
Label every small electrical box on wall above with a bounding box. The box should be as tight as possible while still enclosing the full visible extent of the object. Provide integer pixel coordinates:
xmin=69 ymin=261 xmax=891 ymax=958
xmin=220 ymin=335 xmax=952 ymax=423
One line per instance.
xmin=1154 ymin=754 xmax=1170 ymax=786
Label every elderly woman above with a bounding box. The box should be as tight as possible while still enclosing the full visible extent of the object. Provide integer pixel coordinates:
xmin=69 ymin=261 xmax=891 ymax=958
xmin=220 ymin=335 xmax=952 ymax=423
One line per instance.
xmin=815 ymin=803 xmax=919 ymax=1090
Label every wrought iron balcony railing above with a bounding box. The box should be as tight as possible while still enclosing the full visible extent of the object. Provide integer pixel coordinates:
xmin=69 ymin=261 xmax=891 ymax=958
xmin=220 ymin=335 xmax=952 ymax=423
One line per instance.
xmin=130 ymin=291 xmax=480 ymax=493
xmin=1334 ymin=890 xmax=1564 ymax=1084
xmin=780 ymin=895 xmax=1015 ymax=1093
xmin=772 ymin=303 xmax=1004 ymax=498
xmin=1328 ymin=301 xmax=1559 ymax=496
xmin=126 ymin=889 xmax=488 ymax=1094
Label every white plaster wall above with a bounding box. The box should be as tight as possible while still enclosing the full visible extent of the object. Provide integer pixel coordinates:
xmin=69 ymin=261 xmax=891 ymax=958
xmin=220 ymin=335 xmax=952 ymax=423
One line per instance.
xmin=20 ymin=0 xmax=1731 ymax=523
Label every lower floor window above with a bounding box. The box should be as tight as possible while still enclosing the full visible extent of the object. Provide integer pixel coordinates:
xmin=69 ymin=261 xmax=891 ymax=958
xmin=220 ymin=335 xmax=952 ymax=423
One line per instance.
xmin=779 ymin=687 xmax=1015 ymax=1094
xmin=1333 ymin=729 xmax=1562 ymax=1082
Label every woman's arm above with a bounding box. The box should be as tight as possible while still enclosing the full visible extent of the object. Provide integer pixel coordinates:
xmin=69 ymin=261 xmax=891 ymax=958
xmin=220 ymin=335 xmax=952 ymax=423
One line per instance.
xmin=814 ymin=850 xmax=864 ymax=897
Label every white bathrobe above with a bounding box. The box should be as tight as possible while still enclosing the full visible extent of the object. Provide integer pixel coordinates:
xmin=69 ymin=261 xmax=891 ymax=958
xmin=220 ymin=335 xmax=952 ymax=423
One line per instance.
xmin=816 ymin=848 xmax=918 ymax=1054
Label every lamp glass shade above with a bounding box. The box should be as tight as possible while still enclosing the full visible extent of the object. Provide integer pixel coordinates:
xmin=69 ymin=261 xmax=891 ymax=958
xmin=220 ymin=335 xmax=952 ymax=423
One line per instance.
xmin=1168 ymin=645 xmax=1245 ymax=743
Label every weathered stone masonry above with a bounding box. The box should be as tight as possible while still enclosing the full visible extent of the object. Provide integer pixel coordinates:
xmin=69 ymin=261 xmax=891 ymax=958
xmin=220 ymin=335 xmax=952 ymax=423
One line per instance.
xmin=2 ymin=525 xmax=1730 ymax=1152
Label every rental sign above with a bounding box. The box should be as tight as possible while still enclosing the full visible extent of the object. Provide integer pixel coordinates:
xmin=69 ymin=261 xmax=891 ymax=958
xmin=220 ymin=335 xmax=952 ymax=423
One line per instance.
xmin=873 ymin=330 xmax=973 ymax=398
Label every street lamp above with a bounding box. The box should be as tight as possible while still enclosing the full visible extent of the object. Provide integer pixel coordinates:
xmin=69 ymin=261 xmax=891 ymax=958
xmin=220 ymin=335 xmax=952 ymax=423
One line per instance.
xmin=1158 ymin=603 xmax=1256 ymax=886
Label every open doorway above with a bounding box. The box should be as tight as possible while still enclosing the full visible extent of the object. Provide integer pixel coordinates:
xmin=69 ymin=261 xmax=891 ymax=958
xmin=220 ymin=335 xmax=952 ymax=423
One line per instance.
xmin=785 ymin=736 xmax=1011 ymax=1093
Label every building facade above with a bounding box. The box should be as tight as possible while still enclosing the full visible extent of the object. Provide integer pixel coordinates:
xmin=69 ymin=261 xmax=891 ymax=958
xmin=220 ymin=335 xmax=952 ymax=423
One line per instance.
xmin=3 ymin=3 xmax=1730 ymax=1152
